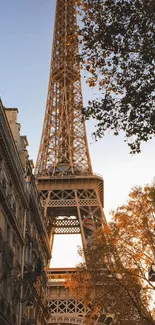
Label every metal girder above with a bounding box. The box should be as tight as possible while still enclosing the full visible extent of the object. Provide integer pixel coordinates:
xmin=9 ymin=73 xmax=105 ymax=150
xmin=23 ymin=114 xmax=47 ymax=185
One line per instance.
xmin=35 ymin=1 xmax=106 ymax=324
xmin=37 ymin=175 xmax=105 ymax=247
xmin=35 ymin=0 xmax=92 ymax=177
xmin=47 ymin=269 xmax=86 ymax=325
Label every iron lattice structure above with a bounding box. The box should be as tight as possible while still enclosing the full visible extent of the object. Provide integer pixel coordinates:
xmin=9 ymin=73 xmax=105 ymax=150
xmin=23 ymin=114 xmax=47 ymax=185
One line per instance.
xmin=46 ymin=269 xmax=114 ymax=325
xmin=35 ymin=0 xmax=106 ymax=246
xmin=35 ymin=0 xmax=92 ymax=177
xmin=35 ymin=0 xmax=108 ymax=324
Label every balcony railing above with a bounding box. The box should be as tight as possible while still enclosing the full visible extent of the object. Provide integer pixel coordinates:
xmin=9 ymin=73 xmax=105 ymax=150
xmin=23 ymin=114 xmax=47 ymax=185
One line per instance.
xmin=0 ymin=294 xmax=17 ymax=324
xmin=0 ymin=171 xmax=25 ymax=241
xmin=14 ymin=259 xmax=21 ymax=272
xmin=0 ymin=171 xmax=7 ymax=193
xmin=22 ymin=319 xmax=36 ymax=325
xmin=3 ymin=241 xmax=14 ymax=269
xmin=32 ymin=237 xmax=39 ymax=250
xmin=0 ymin=227 xmax=4 ymax=252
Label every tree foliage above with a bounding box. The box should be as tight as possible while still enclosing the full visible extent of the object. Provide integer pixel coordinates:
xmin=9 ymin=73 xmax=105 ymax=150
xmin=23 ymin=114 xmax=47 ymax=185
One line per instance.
xmin=67 ymin=186 xmax=155 ymax=324
xmin=77 ymin=0 xmax=155 ymax=153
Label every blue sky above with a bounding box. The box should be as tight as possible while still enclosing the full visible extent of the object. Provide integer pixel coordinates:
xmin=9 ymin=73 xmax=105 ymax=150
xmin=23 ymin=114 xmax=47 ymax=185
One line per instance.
xmin=1 ymin=0 xmax=155 ymax=267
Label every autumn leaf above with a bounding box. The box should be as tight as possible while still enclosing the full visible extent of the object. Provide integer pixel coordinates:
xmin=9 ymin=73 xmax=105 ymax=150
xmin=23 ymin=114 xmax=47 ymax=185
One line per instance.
xmin=70 ymin=184 xmax=155 ymax=325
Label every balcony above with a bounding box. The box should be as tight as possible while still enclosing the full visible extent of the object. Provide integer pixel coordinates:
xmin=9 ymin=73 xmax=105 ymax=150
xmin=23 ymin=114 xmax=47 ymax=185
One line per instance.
xmin=3 ymin=242 xmax=14 ymax=269
xmin=0 ymin=173 xmax=24 ymax=242
xmin=31 ymin=237 xmax=39 ymax=256
xmin=14 ymin=259 xmax=21 ymax=272
xmin=0 ymin=227 xmax=4 ymax=252
xmin=0 ymin=294 xmax=17 ymax=325
xmin=12 ymin=202 xmax=16 ymax=217
xmin=6 ymin=194 xmax=17 ymax=219
xmin=0 ymin=171 xmax=7 ymax=196
xmin=22 ymin=319 xmax=36 ymax=325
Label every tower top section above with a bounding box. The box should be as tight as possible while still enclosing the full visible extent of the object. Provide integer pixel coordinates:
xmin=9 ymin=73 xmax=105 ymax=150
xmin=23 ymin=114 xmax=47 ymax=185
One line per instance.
xmin=35 ymin=0 xmax=92 ymax=177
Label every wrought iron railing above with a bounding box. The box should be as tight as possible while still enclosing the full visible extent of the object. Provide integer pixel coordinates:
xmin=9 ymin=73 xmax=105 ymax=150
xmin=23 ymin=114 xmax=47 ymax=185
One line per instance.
xmin=0 ymin=294 xmax=17 ymax=324
xmin=0 ymin=227 xmax=4 ymax=252
xmin=14 ymin=259 xmax=21 ymax=272
xmin=3 ymin=241 xmax=14 ymax=268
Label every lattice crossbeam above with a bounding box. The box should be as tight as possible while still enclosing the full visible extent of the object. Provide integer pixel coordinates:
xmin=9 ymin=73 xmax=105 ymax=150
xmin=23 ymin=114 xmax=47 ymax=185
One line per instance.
xmin=34 ymin=1 xmax=106 ymax=324
xmin=48 ymin=299 xmax=85 ymax=315
xmin=35 ymin=0 xmax=92 ymax=177
xmin=50 ymin=218 xmax=80 ymax=234
xmin=54 ymin=227 xmax=80 ymax=234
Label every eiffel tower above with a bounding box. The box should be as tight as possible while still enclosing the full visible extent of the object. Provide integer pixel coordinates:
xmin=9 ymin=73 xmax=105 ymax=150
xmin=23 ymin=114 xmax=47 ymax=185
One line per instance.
xmin=35 ymin=0 xmax=106 ymax=324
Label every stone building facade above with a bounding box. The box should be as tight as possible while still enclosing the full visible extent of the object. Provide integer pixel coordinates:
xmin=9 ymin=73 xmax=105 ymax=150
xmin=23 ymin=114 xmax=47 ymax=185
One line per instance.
xmin=0 ymin=98 xmax=51 ymax=325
